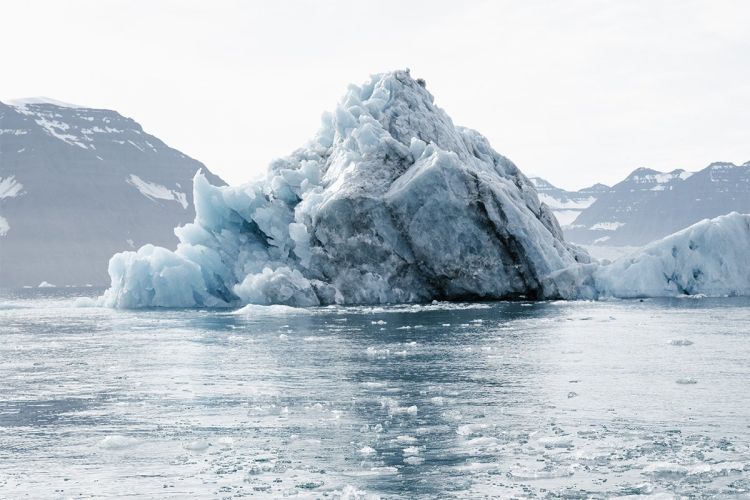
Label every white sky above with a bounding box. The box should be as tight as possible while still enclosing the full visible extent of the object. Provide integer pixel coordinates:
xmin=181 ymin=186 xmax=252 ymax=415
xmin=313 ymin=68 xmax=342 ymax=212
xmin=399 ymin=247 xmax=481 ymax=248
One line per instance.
xmin=3 ymin=0 xmax=749 ymax=190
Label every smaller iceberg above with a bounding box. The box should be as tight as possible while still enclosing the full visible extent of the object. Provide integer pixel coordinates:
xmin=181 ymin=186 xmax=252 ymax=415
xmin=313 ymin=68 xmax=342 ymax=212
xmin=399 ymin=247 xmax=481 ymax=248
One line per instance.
xmin=546 ymin=212 xmax=750 ymax=299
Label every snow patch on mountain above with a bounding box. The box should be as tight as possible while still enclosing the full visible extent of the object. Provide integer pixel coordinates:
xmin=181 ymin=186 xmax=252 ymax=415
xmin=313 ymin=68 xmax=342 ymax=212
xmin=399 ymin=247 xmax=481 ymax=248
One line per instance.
xmin=0 ymin=128 xmax=29 ymax=136
xmin=0 ymin=216 xmax=9 ymax=236
xmin=0 ymin=176 xmax=24 ymax=199
xmin=126 ymin=175 xmax=188 ymax=209
xmin=7 ymin=97 xmax=85 ymax=108
xmin=19 ymin=110 xmax=90 ymax=149
xmin=627 ymin=168 xmax=691 ymax=186
xmin=590 ymin=222 xmax=625 ymax=231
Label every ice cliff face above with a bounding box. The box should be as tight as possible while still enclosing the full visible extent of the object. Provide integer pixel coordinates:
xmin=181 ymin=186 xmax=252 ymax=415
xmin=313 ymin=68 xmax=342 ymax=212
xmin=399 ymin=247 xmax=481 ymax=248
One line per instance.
xmin=103 ymin=70 xmax=589 ymax=308
xmin=546 ymin=212 xmax=750 ymax=299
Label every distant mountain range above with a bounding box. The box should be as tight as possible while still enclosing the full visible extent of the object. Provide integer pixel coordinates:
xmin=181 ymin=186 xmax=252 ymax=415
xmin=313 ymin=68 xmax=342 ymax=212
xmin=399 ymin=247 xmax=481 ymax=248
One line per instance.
xmin=2 ymin=94 xmax=747 ymax=288
xmin=534 ymin=161 xmax=750 ymax=247
xmin=0 ymin=98 xmax=224 ymax=288
xmin=529 ymin=177 xmax=610 ymax=226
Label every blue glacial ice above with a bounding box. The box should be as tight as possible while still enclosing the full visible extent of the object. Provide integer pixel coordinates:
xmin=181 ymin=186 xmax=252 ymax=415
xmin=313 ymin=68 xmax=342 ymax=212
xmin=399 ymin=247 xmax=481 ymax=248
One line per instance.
xmin=546 ymin=212 xmax=750 ymax=299
xmin=102 ymin=70 xmax=750 ymax=308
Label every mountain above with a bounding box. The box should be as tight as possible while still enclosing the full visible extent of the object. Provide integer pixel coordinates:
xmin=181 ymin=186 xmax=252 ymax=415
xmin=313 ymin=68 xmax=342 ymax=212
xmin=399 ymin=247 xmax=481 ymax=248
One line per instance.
xmin=564 ymin=162 xmax=750 ymax=246
xmin=102 ymin=70 xmax=589 ymax=308
xmin=0 ymin=98 xmax=225 ymax=288
xmin=529 ymin=177 xmax=609 ymax=226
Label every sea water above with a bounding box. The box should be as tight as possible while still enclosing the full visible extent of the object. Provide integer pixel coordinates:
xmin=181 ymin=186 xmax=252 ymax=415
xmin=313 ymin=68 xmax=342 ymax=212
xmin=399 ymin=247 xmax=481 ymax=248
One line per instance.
xmin=1 ymin=288 xmax=749 ymax=498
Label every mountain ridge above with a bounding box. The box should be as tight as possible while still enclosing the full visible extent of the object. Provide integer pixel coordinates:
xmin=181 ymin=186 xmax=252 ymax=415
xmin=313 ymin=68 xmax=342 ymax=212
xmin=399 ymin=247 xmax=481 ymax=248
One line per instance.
xmin=534 ymin=161 xmax=750 ymax=247
xmin=0 ymin=99 xmax=225 ymax=287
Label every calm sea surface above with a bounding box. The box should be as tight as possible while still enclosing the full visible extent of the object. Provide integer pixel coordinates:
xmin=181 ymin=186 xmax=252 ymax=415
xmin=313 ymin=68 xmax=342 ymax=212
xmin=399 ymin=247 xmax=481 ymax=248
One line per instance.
xmin=1 ymin=288 xmax=749 ymax=498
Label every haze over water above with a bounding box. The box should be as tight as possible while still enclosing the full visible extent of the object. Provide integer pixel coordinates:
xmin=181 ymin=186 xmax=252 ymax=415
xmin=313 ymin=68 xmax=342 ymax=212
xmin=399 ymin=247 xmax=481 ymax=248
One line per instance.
xmin=1 ymin=288 xmax=749 ymax=498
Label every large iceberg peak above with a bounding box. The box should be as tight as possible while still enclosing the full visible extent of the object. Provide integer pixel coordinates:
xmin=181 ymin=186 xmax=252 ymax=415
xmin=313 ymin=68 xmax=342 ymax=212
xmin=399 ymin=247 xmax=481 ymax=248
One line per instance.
xmin=103 ymin=69 xmax=588 ymax=308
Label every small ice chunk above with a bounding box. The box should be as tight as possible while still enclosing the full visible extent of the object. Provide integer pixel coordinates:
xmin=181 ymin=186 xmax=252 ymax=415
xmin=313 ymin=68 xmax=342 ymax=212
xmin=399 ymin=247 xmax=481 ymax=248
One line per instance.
xmin=218 ymin=437 xmax=234 ymax=446
xmin=457 ymin=423 xmax=487 ymax=436
xmin=74 ymin=297 xmax=100 ymax=307
xmin=98 ymin=435 xmax=139 ymax=450
xmin=538 ymin=436 xmax=574 ymax=449
xmin=669 ymin=339 xmax=694 ymax=346
xmin=184 ymin=440 xmax=211 ymax=451
xmin=395 ymin=435 xmax=417 ymax=443
xmin=644 ymin=462 xmax=688 ymax=477
xmin=676 ymin=378 xmax=698 ymax=385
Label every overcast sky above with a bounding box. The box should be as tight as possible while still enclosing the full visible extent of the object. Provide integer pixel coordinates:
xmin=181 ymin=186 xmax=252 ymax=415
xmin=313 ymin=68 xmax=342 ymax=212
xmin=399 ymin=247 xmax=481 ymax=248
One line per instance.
xmin=3 ymin=0 xmax=749 ymax=189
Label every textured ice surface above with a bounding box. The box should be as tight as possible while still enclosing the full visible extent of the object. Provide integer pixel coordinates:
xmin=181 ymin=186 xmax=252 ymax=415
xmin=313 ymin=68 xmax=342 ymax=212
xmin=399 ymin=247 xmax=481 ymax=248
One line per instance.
xmin=2 ymin=287 xmax=750 ymax=498
xmin=547 ymin=212 xmax=750 ymax=299
xmin=102 ymin=70 xmax=587 ymax=308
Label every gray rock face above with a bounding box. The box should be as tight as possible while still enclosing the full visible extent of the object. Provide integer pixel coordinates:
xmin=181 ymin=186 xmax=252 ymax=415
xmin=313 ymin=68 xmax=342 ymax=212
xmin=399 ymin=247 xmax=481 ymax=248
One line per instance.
xmin=564 ymin=163 xmax=750 ymax=246
xmin=0 ymin=99 xmax=224 ymax=288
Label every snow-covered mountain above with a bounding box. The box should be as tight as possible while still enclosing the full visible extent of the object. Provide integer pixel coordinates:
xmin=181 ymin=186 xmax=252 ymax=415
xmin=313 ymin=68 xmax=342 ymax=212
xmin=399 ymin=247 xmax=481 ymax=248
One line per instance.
xmin=0 ymin=98 xmax=224 ymax=288
xmin=103 ymin=70 xmax=589 ymax=308
xmin=564 ymin=162 xmax=750 ymax=246
xmin=529 ymin=177 xmax=609 ymax=226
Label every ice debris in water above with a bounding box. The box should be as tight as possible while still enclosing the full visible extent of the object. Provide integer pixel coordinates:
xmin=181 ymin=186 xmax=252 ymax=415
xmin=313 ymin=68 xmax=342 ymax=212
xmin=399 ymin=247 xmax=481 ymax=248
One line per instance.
xmin=676 ymin=378 xmax=698 ymax=385
xmin=669 ymin=339 xmax=694 ymax=346
xmin=232 ymin=304 xmax=310 ymax=315
xmin=98 ymin=435 xmax=139 ymax=450
xmin=101 ymin=69 xmax=588 ymax=308
xmin=100 ymin=68 xmax=750 ymax=309
xmin=184 ymin=440 xmax=211 ymax=451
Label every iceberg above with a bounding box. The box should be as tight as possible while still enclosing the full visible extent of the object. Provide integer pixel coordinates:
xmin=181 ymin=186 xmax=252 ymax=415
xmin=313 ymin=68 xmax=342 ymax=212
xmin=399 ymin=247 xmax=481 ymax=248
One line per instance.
xmin=546 ymin=212 xmax=750 ymax=299
xmin=102 ymin=70 xmax=588 ymax=308
xmin=101 ymin=69 xmax=750 ymax=308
